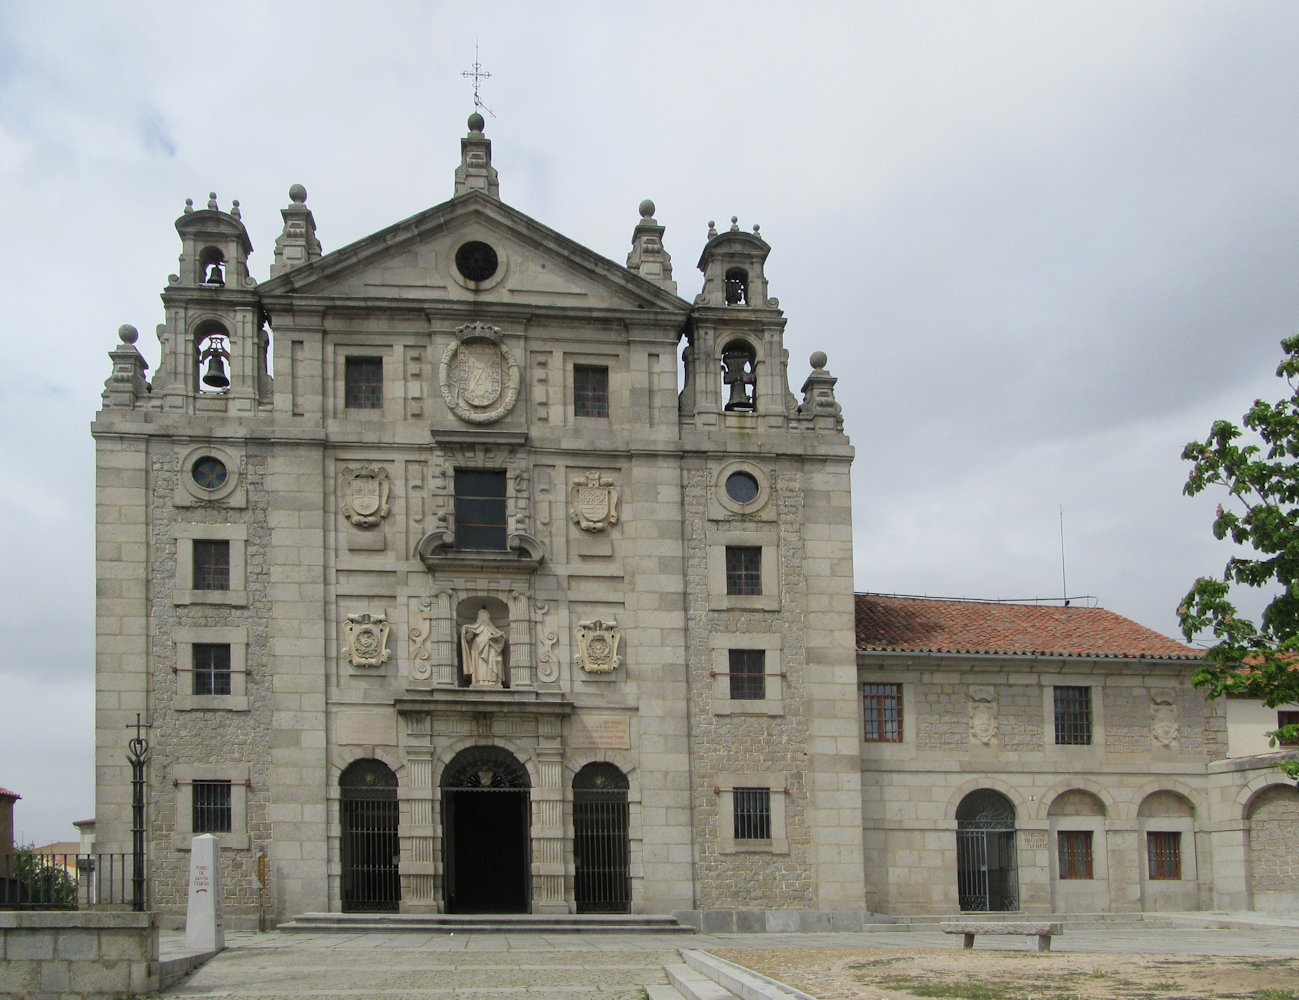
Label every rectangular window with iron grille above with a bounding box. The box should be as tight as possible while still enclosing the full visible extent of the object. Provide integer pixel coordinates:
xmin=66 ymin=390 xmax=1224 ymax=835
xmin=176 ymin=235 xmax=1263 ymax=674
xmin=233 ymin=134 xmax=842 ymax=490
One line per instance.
xmin=728 ymin=649 xmax=766 ymax=700
xmin=863 ymin=683 xmax=903 ymax=742
xmin=1057 ymin=830 xmax=1094 ymax=879
xmin=344 ymin=356 xmax=383 ymax=409
xmin=454 ymin=469 xmax=508 ymax=550
xmin=193 ymin=643 xmax=232 ymax=696
xmin=1054 ymin=686 xmax=1092 ymax=745
xmin=725 ymin=546 xmax=762 ymax=596
xmin=733 ymin=787 xmax=771 ymax=840
xmin=192 ymin=780 xmax=232 ymax=834
xmin=192 ymin=540 xmax=230 ymax=591
xmin=1147 ymin=831 xmax=1181 ymax=879
xmin=573 ymin=364 xmax=609 ymax=418
xmin=1278 ymin=710 xmax=1299 ymax=747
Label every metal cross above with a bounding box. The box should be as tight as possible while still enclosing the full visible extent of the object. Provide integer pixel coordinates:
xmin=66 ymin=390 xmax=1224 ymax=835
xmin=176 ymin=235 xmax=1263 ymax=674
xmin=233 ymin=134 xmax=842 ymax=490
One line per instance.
xmin=461 ymin=41 xmax=496 ymax=117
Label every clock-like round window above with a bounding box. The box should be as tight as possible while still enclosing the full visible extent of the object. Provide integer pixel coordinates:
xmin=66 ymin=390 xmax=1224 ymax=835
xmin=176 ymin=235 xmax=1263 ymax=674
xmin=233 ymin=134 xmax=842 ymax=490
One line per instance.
xmin=455 ymin=241 xmax=499 ymax=282
xmin=191 ymin=456 xmax=229 ymax=491
xmin=724 ymin=471 xmax=760 ymax=504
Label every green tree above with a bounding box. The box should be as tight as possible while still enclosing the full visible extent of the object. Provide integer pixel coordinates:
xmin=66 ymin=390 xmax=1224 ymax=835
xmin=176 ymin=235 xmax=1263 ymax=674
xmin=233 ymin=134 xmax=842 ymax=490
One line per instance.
xmin=1179 ymin=334 xmax=1299 ymax=777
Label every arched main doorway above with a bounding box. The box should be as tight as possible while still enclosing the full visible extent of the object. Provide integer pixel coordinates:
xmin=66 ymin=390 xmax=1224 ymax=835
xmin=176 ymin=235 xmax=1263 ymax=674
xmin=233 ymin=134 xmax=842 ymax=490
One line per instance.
xmin=442 ymin=746 xmax=531 ymax=913
xmin=956 ymin=789 xmax=1019 ymax=912
xmin=340 ymin=759 xmax=400 ymax=913
xmin=573 ymin=763 xmax=630 ymax=913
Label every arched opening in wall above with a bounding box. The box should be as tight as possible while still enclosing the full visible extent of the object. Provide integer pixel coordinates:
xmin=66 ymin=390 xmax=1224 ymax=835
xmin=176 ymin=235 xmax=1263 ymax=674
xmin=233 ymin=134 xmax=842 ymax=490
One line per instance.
xmin=956 ymin=789 xmax=1018 ymax=912
xmin=720 ymin=339 xmax=757 ymax=412
xmin=724 ymin=267 xmax=748 ymax=305
xmin=1047 ymin=790 xmax=1108 ymax=911
xmin=339 ymin=759 xmax=400 ymax=913
xmin=1246 ymin=784 xmax=1299 ymax=913
xmin=198 ymin=245 xmax=226 ymax=286
xmin=195 ymin=320 xmax=232 ymax=394
xmin=441 ymin=746 xmax=530 ymax=913
xmin=454 ymin=596 xmax=510 ymax=688
xmin=573 ymin=763 xmax=630 ymax=913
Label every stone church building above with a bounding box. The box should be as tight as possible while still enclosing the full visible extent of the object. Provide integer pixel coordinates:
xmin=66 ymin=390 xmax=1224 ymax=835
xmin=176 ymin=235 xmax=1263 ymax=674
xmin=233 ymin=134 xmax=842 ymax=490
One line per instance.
xmin=93 ymin=115 xmax=1299 ymax=928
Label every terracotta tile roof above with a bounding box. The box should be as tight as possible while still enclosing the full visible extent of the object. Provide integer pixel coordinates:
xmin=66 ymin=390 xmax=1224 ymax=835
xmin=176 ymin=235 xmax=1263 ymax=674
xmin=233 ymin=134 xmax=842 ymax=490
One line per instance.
xmin=0 ymin=786 xmax=19 ymax=799
xmin=856 ymin=594 xmax=1199 ymax=660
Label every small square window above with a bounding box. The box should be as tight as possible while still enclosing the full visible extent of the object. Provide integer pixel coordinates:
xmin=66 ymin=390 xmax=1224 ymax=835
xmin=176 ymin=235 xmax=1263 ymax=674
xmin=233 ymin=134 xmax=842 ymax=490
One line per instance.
xmin=574 ymin=365 xmax=609 ymax=418
xmin=1054 ymin=686 xmax=1092 ymax=745
xmin=1147 ymin=831 xmax=1181 ymax=880
xmin=1058 ymin=830 xmax=1094 ymax=879
xmin=193 ymin=643 xmax=232 ymax=696
xmin=455 ymin=469 xmax=508 ymax=550
xmin=192 ymin=540 xmax=230 ymax=591
xmin=725 ymin=546 xmax=762 ymax=596
xmin=192 ymin=780 xmax=233 ymax=834
xmin=728 ymin=649 xmax=766 ymax=700
xmin=344 ymin=357 xmax=383 ymax=410
xmin=733 ymin=787 xmax=771 ymax=840
xmin=863 ymin=683 xmax=903 ymax=742
xmin=1277 ymin=710 xmax=1299 ymax=747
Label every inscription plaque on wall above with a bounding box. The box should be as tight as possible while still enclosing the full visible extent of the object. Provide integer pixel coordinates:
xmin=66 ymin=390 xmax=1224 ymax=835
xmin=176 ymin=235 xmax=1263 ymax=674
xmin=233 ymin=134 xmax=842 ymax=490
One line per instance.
xmin=1020 ymin=830 xmax=1048 ymax=850
xmin=571 ymin=714 xmax=631 ymax=749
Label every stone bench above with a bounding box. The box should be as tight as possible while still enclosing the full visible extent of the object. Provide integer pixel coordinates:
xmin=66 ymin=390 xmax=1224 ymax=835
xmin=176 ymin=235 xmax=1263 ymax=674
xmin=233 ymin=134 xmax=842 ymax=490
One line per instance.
xmin=940 ymin=921 xmax=1063 ymax=952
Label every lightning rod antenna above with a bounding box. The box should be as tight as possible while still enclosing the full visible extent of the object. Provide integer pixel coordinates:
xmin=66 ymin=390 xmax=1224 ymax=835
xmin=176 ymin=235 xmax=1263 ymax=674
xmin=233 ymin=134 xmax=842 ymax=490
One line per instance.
xmin=1059 ymin=503 xmax=1069 ymax=605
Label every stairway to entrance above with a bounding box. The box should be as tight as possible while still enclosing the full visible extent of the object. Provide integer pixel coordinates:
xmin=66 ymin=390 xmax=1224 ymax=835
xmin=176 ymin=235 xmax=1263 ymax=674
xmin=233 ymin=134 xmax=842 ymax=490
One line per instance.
xmin=652 ymin=949 xmax=814 ymax=1000
xmin=277 ymin=911 xmax=695 ymax=933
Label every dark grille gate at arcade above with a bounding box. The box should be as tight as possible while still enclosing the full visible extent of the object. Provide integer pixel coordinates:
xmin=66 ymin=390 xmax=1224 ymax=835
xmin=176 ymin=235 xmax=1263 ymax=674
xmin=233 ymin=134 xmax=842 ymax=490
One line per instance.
xmin=340 ymin=759 xmax=400 ymax=913
xmin=572 ymin=763 xmax=630 ymax=913
xmin=956 ymin=788 xmax=1019 ymax=912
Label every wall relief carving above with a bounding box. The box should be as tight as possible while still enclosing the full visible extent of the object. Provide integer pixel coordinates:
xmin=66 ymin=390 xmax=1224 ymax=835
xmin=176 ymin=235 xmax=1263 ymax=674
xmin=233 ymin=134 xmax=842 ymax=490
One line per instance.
xmin=339 ymin=466 xmax=391 ymax=527
xmin=576 ymin=619 xmax=622 ymax=674
xmin=968 ymin=685 xmax=998 ymax=745
xmin=344 ymin=613 xmax=390 ymax=668
xmin=439 ymin=322 xmax=520 ymax=424
xmin=1151 ymin=690 xmax=1179 ymax=746
xmin=569 ymin=471 xmax=620 ymax=532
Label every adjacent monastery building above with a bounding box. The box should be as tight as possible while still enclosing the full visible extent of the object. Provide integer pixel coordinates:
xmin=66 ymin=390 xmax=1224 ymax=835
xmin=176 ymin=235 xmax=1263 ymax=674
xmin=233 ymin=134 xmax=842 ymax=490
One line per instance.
xmin=93 ymin=115 xmax=1299 ymax=928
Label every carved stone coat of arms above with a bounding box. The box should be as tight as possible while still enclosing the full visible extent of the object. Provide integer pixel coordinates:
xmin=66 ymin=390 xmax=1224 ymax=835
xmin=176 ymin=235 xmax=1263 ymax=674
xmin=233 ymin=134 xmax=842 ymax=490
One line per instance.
xmin=439 ymin=322 xmax=520 ymax=424
xmin=340 ymin=466 xmax=391 ymax=527
xmin=576 ymin=619 xmax=622 ymax=674
xmin=569 ymin=472 xmax=620 ymax=532
xmin=344 ymin=613 xmax=390 ymax=668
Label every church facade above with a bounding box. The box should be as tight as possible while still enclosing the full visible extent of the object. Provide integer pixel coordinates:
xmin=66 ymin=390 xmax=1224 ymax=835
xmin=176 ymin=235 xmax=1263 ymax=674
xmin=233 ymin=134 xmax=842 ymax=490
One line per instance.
xmin=93 ymin=116 xmax=1298 ymax=928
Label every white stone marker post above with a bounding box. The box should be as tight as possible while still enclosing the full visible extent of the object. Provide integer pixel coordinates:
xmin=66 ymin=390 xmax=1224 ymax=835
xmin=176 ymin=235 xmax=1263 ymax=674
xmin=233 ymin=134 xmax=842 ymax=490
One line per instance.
xmin=185 ymin=834 xmax=226 ymax=952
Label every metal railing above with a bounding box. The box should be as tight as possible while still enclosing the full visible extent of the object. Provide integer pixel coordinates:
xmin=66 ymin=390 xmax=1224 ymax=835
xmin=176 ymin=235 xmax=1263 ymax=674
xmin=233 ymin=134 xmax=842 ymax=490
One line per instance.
xmin=0 ymin=852 xmax=144 ymax=910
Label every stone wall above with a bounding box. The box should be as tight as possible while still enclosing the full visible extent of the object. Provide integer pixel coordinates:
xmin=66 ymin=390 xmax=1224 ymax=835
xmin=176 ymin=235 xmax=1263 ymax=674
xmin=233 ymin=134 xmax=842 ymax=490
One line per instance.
xmin=0 ymin=911 xmax=158 ymax=999
xmin=1249 ymin=783 xmax=1299 ymax=907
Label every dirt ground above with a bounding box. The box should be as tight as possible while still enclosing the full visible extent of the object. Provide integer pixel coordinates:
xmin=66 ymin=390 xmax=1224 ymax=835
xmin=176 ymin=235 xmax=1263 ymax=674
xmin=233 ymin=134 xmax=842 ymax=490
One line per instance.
xmin=712 ymin=946 xmax=1299 ymax=1000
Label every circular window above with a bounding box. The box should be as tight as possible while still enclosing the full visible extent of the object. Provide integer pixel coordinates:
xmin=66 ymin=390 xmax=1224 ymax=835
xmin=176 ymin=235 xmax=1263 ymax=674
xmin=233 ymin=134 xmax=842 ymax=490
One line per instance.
xmin=191 ymin=456 xmax=229 ymax=490
xmin=455 ymin=241 xmax=499 ymax=282
xmin=725 ymin=471 xmax=760 ymax=504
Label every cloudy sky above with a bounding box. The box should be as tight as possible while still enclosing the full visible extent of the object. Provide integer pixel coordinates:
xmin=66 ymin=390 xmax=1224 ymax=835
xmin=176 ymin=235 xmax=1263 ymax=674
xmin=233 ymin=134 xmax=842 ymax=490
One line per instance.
xmin=2 ymin=1 xmax=1297 ymax=843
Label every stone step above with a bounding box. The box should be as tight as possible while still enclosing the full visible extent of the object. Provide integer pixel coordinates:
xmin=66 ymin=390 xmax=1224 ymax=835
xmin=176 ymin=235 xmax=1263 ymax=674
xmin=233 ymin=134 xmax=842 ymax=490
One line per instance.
xmin=647 ymin=986 xmax=690 ymax=1000
xmin=665 ymin=962 xmax=737 ymax=1000
xmin=277 ymin=911 xmax=695 ymax=933
xmin=682 ymin=949 xmax=815 ymax=999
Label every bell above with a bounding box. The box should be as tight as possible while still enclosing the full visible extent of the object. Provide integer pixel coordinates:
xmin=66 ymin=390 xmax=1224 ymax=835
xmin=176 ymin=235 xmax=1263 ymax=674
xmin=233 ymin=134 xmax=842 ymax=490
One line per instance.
xmin=205 ymin=262 xmax=225 ymax=286
xmin=202 ymin=354 xmax=230 ymax=389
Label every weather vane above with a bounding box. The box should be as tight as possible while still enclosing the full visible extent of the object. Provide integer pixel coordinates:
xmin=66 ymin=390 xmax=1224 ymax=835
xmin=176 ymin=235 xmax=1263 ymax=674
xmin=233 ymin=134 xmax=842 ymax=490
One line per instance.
xmin=461 ymin=41 xmax=495 ymax=118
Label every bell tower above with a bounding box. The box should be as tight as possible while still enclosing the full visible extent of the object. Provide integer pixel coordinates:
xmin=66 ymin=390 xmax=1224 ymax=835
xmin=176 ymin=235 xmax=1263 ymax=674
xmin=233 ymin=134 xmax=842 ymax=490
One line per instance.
xmin=153 ymin=193 xmax=271 ymax=412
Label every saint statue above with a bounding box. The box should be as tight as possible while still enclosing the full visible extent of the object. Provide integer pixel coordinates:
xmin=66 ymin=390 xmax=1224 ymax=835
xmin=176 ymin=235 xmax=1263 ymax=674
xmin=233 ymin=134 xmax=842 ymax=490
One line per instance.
xmin=461 ymin=608 xmax=506 ymax=687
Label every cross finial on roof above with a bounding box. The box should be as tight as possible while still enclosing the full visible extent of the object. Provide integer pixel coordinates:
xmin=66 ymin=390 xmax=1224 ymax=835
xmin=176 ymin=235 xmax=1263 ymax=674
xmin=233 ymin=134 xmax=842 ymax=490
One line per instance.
xmin=461 ymin=41 xmax=495 ymax=118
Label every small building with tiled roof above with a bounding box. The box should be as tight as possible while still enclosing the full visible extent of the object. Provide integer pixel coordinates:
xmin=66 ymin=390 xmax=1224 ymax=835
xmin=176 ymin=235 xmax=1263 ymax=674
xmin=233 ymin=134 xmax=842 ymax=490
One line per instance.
xmin=854 ymin=593 xmax=1299 ymax=918
xmin=0 ymin=785 xmax=19 ymax=855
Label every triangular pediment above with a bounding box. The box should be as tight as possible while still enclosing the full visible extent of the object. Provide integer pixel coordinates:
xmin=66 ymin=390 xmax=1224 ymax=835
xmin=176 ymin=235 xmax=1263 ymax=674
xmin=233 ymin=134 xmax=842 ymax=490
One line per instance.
xmin=257 ymin=191 xmax=688 ymax=314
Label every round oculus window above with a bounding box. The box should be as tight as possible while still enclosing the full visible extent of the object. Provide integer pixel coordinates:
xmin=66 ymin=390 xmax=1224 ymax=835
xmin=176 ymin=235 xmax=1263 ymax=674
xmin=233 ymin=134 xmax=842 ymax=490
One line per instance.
xmin=724 ymin=471 xmax=760 ymax=504
xmin=455 ymin=240 xmax=499 ymax=282
xmin=191 ymin=456 xmax=229 ymax=490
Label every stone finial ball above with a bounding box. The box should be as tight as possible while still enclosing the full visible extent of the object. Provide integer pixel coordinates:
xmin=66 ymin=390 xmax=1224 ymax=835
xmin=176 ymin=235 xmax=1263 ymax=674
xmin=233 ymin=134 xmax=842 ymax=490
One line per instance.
xmin=119 ymin=324 xmax=139 ymax=345
xmin=810 ymin=350 xmax=827 ymax=370
xmin=639 ymin=199 xmax=655 ymax=219
xmin=468 ymin=112 xmax=485 ymax=132
xmin=289 ymin=183 xmax=308 ymax=203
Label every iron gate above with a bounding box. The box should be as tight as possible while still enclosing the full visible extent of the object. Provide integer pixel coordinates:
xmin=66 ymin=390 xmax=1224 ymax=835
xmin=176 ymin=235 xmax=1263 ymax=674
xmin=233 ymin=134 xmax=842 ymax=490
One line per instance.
xmin=340 ymin=759 xmax=400 ymax=913
xmin=573 ymin=763 xmax=630 ymax=913
xmin=955 ymin=789 xmax=1019 ymax=911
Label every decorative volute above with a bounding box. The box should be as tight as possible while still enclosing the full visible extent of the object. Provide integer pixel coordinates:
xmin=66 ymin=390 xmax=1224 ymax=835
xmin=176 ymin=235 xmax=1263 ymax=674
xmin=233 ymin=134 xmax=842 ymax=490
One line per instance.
xmin=270 ymin=183 xmax=322 ymax=278
xmin=694 ymin=217 xmax=775 ymax=310
xmin=171 ymin=193 xmax=254 ymax=290
xmin=625 ymin=199 xmax=677 ymax=294
xmin=454 ymin=112 xmax=500 ymax=199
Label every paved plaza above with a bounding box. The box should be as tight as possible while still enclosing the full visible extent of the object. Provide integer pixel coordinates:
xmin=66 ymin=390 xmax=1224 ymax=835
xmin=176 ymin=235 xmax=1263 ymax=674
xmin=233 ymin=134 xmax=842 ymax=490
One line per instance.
xmin=157 ymin=914 xmax=1299 ymax=998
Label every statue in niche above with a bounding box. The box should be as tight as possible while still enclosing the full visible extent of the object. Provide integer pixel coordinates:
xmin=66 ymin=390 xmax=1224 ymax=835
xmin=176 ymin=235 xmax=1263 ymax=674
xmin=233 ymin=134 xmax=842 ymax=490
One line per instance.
xmin=461 ymin=608 xmax=506 ymax=687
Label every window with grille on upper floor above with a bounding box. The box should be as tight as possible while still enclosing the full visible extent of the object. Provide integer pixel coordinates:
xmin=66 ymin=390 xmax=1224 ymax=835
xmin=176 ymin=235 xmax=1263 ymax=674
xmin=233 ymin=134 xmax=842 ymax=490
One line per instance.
xmin=1057 ymin=830 xmax=1094 ymax=879
xmin=728 ymin=649 xmax=765 ymax=701
xmin=732 ymin=787 xmax=771 ymax=841
xmin=573 ymin=364 xmax=609 ymax=418
xmin=193 ymin=643 xmax=232 ymax=696
xmin=192 ymin=540 xmax=231 ymax=591
xmin=344 ymin=356 xmax=383 ymax=409
xmin=725 ymin=546 xmax=762 ymax=596
xmin=192 ymin=780 xmax=233 ymax=834
xmin=1054 ymin=686 xmax=1092 ymax=745
xmin=863 ymin=683 xmax=903 ymax=742
xmin=1146 ymin=831 xmax=1181 ymax=879
xmin=455 ymin=469 xmax=508 ymax=550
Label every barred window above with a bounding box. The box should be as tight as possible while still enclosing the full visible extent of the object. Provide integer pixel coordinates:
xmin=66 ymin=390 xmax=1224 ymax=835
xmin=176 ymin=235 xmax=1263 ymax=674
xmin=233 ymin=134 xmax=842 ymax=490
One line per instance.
xmin=573 ymin=365 xmax=609 ymax=418
xmin=1277 ymin=710 xmax=1299 ymax=747
xmin=863 ymin=683 xmax=903 ymax=742
xmin=344 ymin=356 xmax=383 ymax=409
xmin=1057 ymin=830 xmax=1094 ymax=879
xmin=455 ymin=469 xmax=507 ymax=550
xmin=1147 ymin=831 xmax=1181 ymax=880
xmin=192 ymin=780 xmax=233 ymax=834
xmin=1054 ymin=686 xmax=1092 ymax=745
xmin=728 ymin=649 xmax=766 ymax=700
xmin=192 ymin=540 xmax=230 ymax=591
xmin=725 ymin=546 xmax=762 ymax=596
xmin=733 ymin=787 xmax=771 ymax=840
xmin=193 ymin=643 xmax=232 ymax=696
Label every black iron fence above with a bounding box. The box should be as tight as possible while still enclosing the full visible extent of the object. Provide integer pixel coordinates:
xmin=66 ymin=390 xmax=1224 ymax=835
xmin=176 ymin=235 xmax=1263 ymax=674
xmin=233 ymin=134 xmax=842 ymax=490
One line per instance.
xmin=0 ymin=852 xmax=144 ymax=910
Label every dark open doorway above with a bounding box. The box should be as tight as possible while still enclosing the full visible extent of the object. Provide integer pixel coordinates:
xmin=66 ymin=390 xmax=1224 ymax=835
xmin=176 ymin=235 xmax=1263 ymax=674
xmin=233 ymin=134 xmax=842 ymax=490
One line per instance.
xmin=442 ymin=746 xmax=531 ymax=913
